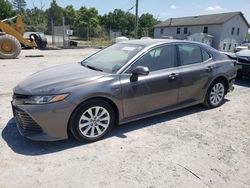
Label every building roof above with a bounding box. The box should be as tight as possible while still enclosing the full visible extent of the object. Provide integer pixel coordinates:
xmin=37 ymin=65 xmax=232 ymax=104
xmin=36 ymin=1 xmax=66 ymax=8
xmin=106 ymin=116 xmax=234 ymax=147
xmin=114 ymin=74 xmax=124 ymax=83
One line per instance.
xmin=154 ymin=12 xmax=250 ymax=28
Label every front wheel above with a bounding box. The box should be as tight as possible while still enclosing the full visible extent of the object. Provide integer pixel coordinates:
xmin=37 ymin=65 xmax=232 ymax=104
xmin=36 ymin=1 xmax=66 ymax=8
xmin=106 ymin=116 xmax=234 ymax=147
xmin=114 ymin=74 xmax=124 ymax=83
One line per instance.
xmin=204 ymin=79 xmax=227 ymax=108
xmin=69 ymin=99 xmax=115 ymax=142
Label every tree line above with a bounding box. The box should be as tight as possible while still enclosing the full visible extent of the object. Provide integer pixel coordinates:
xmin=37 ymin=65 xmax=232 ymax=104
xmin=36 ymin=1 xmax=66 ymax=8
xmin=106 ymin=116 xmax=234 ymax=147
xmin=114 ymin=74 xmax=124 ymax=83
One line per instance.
xmin=0 ymin=0 xmax=160 ymax=39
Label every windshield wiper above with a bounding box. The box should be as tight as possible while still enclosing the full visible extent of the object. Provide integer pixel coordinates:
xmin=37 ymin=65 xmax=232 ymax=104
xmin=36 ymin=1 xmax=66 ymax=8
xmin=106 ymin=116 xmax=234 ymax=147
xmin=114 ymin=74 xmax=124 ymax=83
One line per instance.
xmin=85 ymin=65 xmax=103 ymax=72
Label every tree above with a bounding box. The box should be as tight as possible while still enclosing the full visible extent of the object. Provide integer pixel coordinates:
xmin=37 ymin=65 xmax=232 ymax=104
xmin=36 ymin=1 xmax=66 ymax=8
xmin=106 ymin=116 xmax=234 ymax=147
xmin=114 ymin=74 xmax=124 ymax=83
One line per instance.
xmin=23 ymin=7 xmax=48 ymax=32
xmin=12 ymin=0 xmax=26 ymax=12
xmin=139 ymin=13 xmax=159 ymax=37
xmin=46 ymin=0 xmax=63 ymax=33
xmin=63 ymin=5 xmax=76 ymax=27
xmin=101 ymin=9 xmax=135 ymax=37
xmin=246 ymin=32 xmax=250 ymax=42
xmin=74 ymin=7 xmax=100 ymax=38
xmin=0 ymin=0 xmax=14 ymax=20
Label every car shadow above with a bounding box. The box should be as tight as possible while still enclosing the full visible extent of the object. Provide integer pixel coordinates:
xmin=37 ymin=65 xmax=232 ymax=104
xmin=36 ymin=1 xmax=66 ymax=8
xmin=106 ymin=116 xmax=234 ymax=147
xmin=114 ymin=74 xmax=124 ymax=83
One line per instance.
xmin=1 ymin=102 xmax=229 ymax=156
xmin=235 ymin=77 xmax=250 ymax=87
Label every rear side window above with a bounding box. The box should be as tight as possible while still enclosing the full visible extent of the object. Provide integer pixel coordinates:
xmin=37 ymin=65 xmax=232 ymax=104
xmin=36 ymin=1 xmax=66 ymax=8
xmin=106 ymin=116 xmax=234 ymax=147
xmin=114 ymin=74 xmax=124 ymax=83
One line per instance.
xmin=202 ymin=49 xmax=211 ymax=61
xmin=178 ymin=44 xmax=202 ymax=65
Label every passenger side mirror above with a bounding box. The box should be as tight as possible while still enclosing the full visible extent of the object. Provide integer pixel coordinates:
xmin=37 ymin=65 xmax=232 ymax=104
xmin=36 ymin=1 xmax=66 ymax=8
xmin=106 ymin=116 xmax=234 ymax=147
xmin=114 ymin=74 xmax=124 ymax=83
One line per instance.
xmin=130 ymin=66 xmax=149 ymax=82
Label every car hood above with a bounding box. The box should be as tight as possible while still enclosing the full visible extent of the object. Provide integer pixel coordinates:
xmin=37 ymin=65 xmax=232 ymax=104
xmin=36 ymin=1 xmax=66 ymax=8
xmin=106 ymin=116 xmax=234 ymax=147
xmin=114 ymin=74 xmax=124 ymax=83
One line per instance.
xmin=14 ymin=63 xmax=106 ymax=95
xmin=236 ymin=50 xmax=250 ymax=57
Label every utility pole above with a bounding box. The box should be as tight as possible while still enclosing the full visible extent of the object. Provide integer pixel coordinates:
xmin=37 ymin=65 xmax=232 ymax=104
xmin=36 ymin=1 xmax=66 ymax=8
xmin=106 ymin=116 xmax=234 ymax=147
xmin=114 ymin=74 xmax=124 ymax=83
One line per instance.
xmin=135 ymin=0 xmax=139 ymax=39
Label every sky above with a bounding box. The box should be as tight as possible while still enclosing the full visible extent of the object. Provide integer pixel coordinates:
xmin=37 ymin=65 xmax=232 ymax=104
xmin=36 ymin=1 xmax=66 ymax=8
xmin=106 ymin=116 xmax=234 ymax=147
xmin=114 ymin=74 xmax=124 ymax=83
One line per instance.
xmin=27 ymin=0 xmax=250 ymax=22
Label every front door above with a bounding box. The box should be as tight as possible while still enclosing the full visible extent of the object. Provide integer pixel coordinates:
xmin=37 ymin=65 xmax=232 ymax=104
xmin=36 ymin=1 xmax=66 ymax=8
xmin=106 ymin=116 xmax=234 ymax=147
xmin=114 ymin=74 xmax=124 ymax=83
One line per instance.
xmin=120 ymin=44 xmax=180 ymax=119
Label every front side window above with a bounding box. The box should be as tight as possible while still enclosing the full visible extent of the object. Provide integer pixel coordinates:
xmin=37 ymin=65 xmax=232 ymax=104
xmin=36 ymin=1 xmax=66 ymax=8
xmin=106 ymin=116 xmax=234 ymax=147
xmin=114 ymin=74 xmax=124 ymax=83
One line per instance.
xmin=128 ymin=45 xmax=177 ymax=72
xmin=82 ymin=43 xmax=144 ymax=73
xmin=178 ymin=44 xmax=202 ymax=66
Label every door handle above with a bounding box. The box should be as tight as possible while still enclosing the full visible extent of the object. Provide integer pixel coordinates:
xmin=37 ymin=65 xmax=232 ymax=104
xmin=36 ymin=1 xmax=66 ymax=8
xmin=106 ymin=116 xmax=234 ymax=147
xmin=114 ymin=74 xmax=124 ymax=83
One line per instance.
xmin=168 ymin=73 xmax=178 ymax=80
xmin=206 ymin=66 xmax=214 ymax=72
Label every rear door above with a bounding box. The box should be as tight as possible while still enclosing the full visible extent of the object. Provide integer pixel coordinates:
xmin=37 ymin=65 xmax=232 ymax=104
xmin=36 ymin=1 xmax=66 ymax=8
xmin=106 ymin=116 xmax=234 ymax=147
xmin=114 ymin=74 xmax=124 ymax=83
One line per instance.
xmin=177 ymin=44 xmax=213 ymax=104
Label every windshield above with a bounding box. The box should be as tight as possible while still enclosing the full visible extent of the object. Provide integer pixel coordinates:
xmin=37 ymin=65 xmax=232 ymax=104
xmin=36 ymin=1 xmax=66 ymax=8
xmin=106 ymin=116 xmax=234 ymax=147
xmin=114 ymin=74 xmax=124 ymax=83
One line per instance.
xmin=82 ymin=43 xmax=145 ymax=73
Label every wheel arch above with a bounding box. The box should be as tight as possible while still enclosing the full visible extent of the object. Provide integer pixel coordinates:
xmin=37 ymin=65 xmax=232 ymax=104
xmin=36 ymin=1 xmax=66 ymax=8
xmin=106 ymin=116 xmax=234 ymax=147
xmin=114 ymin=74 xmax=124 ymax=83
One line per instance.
xmin=67 ymin=96 xmax=120 ymax=137
xmin=209 ymin=75 xmax=229 ymax=93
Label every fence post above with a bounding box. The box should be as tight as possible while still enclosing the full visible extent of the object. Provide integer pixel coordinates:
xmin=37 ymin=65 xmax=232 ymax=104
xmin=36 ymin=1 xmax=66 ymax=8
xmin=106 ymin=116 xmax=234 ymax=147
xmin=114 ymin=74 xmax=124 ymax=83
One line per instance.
xmin=51 ymin=19 xmax=55 ymax=47
xmin=62 ymin=16 xmax=66 ymax=47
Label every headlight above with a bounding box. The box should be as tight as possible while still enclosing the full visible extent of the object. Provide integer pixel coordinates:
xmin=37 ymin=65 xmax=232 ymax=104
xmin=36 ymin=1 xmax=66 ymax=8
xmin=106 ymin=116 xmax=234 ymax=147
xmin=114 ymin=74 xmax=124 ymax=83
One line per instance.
xmin=24 ymin=94 xmax=69 ymax=104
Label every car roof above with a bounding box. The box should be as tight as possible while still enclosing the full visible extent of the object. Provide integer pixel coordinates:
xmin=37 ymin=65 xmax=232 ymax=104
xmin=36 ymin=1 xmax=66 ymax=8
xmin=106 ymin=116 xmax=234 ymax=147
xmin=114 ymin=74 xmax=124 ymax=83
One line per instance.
xmin=121 ymin=39 xmax=210 ymax=48
xmin=121 ymin=39 xmax=178 ymax=46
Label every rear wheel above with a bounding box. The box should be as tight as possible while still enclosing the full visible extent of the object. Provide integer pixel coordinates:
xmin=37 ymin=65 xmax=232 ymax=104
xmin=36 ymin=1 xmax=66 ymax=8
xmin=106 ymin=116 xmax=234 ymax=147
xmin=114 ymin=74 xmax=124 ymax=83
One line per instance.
xmin=69 ymin=99 xmax=115 ymax=142
xmin=0 ymin=34 xmax=21 ymax=59
xmin=204 ymin=79 xmax=227 ymax=108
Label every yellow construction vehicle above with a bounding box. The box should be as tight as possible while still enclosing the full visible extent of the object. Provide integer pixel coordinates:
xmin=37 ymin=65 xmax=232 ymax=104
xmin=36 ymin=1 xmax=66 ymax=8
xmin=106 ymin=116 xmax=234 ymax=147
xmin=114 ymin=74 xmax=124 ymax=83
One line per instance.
xmin=0 ymin=15 xmax=37 ymax=59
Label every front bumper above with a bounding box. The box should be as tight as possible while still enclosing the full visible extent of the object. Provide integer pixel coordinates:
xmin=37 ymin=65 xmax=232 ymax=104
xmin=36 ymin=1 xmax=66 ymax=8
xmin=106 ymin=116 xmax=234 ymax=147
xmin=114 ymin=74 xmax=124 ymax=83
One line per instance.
xmin=12 ymin=98 xmax=77 ymax=141
xmin=237 ymin=63 xmax=250 ymax=76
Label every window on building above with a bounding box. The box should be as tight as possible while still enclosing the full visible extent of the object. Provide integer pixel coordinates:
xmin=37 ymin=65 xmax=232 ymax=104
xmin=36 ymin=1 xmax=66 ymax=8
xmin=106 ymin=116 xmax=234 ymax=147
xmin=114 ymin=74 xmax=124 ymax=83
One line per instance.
xmin=228 ymin=44 xmax=232 ymax=51
xmin=178 ymin=44 xmax=202 ymax=66
xmin=160 ymin=28 xmax=164 ymax=35
xmin=203 ymin=26 xmax=208 ymax=33
xmin=231 ymin=27 xmax=235 ymax=35
xmin=184 ymin=27 xmax=188 ymax=34
xmin=177 ymin=28 xmax=181 ymax=34
xmin=237 ymin=28 xmax=240 ymax=35
xmin=223 ymin=43 xmax=226 ymax=50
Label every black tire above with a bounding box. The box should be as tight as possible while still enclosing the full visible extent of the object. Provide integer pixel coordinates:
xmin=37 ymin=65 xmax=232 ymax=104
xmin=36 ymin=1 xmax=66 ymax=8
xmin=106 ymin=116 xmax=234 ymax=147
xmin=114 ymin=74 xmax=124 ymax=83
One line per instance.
xmin=204 ymin=79 xmax=227 ymax=108
xmin=30 ymin=34 xmax=45 ymax=49
xmin=0 ymin=34 xmax=21 ymax=59
xmin=69 ymin=99 xmax=115 ymax=142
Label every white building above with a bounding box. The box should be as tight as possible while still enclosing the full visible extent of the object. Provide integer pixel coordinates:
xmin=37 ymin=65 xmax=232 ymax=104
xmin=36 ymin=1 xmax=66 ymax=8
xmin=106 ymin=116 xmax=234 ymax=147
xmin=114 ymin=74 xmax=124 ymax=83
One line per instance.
xmin=154 ymin=12 xmax=250 ymax=52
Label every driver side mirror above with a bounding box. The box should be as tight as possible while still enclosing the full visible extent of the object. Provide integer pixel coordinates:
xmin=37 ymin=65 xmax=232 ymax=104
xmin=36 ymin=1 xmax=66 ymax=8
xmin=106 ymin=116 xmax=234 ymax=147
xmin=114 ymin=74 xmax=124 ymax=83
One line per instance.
xmin=130 ymin=66 xmax=149 ymax=81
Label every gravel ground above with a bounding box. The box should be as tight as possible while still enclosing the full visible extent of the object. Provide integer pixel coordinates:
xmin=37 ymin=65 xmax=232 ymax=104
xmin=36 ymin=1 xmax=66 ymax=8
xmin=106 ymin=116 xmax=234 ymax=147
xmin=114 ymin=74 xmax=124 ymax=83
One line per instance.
xmin=0 ymin=49 xmax=249 ymax=188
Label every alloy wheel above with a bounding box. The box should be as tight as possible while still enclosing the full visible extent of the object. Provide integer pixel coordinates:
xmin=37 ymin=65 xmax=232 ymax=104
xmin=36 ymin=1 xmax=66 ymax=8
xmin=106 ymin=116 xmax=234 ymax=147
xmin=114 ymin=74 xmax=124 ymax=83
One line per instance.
xmin=209 ymin=83 xmax=225 ymax=106
xmin=78 ymin=106 xmax=110 ymax=138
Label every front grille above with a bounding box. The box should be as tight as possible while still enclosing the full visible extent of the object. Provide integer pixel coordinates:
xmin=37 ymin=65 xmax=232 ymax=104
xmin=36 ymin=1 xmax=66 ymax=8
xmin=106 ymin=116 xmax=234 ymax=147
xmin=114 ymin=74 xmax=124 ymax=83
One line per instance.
xmin=14 ymin=107 xmax=42 ymax=132
xmin=238 ymin=57 xmax=250 ymax=64
xmin=13 ymin=93 xmax=30 ymax=100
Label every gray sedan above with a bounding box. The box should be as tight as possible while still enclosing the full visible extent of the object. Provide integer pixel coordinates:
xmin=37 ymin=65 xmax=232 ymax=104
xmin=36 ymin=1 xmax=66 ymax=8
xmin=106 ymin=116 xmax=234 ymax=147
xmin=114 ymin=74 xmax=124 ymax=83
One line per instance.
xmin=12 ymin=39 xmax=237 ymax=142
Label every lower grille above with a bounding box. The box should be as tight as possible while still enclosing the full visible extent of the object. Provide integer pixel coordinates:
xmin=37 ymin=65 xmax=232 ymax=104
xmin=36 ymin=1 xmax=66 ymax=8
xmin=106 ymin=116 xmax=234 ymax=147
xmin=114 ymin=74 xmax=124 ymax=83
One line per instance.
xmin=14 ymin=108 xmax=42 ymax=132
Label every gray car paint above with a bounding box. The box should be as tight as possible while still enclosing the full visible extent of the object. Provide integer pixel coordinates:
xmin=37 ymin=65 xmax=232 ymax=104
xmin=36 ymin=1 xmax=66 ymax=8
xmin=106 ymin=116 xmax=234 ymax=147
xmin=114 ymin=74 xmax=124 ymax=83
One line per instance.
xmin=12 ymin=39 xmax=237 ymax=141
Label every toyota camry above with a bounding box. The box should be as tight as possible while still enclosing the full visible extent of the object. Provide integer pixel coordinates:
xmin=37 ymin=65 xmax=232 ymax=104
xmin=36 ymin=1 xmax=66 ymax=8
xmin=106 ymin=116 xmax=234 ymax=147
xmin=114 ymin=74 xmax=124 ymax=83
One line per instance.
xmin=12 ymin=39 xmax=237 ymax=142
